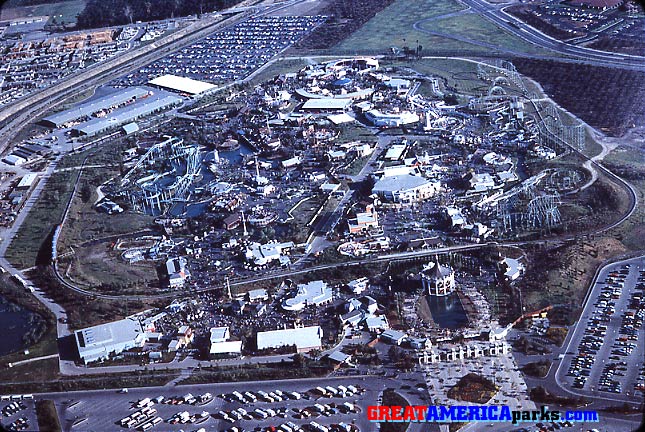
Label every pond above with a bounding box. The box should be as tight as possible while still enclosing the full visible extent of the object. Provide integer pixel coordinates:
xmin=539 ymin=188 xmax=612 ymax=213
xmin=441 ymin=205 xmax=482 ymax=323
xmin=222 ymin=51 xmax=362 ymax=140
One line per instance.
xmin=426 ymin=292 xmax=469 ymax=329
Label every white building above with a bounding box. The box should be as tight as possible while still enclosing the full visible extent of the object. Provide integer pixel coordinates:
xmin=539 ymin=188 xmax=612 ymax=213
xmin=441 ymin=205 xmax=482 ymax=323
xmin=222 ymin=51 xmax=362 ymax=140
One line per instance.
xmin=209 ymin=326 xmax=242 ymax=356
xmin=75 ymin=318 xmax=146 ymax=364
xmin=365 ymin=109 xmax=419 ymax=128
xmin=347 ymin=277 xmax=368 ymax=294
xmin=245 ymin=241 xmax=295 ymax=266
xmin=166 ymin=257 xmax=189 ymax=288
xmin=247 ymin=288 xmax=269 ymax=302
xmin=148 ymin=74 xmax=217 ymax=97
xmin=256 ymin=326 xmax=323 ymax=353
xmin=372 ymin=174 xmax=439 ymax=204
xmin=281 ymin=280 xmax=333 ymax=311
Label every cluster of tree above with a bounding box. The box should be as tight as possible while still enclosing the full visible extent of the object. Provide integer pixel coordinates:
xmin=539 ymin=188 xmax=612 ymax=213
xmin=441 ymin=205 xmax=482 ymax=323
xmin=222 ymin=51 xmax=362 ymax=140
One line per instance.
xmin=294 ymin=0 xmax=396 ymax=50
xmin=521 ymin=360 xmax=551 ymax=378
xmin=76 ymin=0 xmax=243 ymax=29
xmin=446 ymin=373 xmax=498 ymax=404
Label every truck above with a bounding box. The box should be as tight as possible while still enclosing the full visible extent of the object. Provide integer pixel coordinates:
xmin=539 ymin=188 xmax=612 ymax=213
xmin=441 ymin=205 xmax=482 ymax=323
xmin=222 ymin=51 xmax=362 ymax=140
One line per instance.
xmin=324 ymin=386 xmax=338 ymax=396
xmin=254 ymin=408 xmax=268 ymax=419
xmin=135 ymin=398 xmax=152 ymax=408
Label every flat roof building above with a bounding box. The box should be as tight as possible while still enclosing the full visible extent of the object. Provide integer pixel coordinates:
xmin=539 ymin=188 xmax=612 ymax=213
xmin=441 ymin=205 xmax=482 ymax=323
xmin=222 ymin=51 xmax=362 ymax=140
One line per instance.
xmin=75 ymin=318 xmax=146 ymax=364
xmin=256 ymin=326 xmax=323 ymax=353
xmin=372 ymin=174 xmax=439 ymax=204
xmin=16 ymin=173 xmax=38 ymax=189
xmin=41 ymin=87 xmax=150 ymax=128
xmin=301 ymin=98 xmax=352 ymax=113
xmin=148 ymin=75 xmax=217 ymax=96
xmin=209 ymin=326 xmax=242 ymax=356
xmin=72 ymin=94 xmax=182 ymax=136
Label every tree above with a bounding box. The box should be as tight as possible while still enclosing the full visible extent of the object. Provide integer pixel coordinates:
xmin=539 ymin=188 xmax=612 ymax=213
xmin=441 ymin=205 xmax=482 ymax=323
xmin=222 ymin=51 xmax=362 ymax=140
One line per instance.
xmin=80 ymin=183 xmax=92 ymax=203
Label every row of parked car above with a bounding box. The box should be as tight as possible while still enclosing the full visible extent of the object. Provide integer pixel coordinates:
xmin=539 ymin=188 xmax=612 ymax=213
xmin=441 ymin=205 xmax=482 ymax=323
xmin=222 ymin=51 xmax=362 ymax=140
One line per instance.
xmin=221 ymin=389 xmax=304 ymax=404
xmin=2 ymin=401 xmax=26 ymax=417
xmin=5 ymin=416 xmax=29 ymax=431
xmin=568 ymin=265 xmax=630 ymax=389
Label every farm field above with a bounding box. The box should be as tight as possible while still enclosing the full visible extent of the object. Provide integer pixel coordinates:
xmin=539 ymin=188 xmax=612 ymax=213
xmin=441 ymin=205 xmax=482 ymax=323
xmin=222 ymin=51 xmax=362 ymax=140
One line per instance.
xmin=513 ymin=58 xmax=645 ymax=137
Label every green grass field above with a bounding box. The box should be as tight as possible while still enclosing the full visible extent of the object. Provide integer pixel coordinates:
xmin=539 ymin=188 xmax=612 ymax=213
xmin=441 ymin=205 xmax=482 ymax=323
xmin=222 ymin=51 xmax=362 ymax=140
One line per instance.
xmin=417 ymin=13 xmax=549 ymax=55
xmin=335 ymin=0 xmax=553 ymax=57
xmin=36 ymin=0 xmax=86 ymax=26
xmin=1 ymin=1 xmax=86 ymax=26
xmin=336 ymin=0 xmax=467 ymax=53
xmin=6 ymin=170 xmax=76 ymax=269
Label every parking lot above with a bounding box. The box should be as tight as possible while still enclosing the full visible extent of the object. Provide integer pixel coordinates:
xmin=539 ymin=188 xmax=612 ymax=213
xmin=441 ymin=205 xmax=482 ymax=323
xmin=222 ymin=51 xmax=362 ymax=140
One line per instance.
xmin=0 ymin=395 xmax=37 ymax=432
xmin=46 ymin=377 xmax=391 ymax=432
xmin=557 ymin=256 xmax=645 ymax=402
xmin=112 ymin=15 xmax=326 ymax=87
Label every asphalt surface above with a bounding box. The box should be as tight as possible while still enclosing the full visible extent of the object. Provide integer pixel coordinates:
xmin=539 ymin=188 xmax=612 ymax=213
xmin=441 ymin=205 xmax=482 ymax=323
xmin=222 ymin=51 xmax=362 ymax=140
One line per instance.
xmin=11 ymin=375 xmax=429 ymax=432
xmin=556 ymin=256 xmax=645 ymax=404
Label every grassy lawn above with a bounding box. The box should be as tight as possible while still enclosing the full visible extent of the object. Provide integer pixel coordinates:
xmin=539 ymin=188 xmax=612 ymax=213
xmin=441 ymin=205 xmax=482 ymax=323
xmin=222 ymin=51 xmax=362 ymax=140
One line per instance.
xmin=2 ymin=357 xmax=60 ymax=384
xmin=387 ymin=57 xmax=489 ymax=95
xmin=36 ymin=400 xmax=62 ymax=432
xmin=36 ymin=0 xmax=86 ymax=27
xmin=380 ymin=389 xmax=410 ymax=432
xmin=56 ymin=164 xmax=156 ymax=290
xmin=336 ymin=123 xmax=377 ymax=144
xmin=336 ymin=0 xmax=466 ymax=53
xmin=6 ymin=170 xmax=76 ymax=269
xmin=0 ymin=368 xmax=179 ymax=394
xmin=246 ymin=58 xmax=309 ymax=86
xmin=417 ymin=13 xmax=549 ymax=55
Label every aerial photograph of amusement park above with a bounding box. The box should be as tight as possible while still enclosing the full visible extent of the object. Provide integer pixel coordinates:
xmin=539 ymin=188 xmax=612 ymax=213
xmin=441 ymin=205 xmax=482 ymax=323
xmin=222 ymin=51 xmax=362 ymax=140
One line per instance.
xmin=0 ymin=0 xmax=643 ymax=431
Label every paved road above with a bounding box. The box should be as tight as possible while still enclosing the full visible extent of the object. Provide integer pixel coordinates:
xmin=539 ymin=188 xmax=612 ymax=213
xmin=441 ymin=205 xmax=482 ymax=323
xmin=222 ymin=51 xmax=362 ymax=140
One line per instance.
xmin=462 ymin=0 xmax=645 ymax=70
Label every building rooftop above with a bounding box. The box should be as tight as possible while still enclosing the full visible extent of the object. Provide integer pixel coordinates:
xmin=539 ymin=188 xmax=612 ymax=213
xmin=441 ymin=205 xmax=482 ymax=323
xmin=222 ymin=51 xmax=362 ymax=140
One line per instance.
xmin=209 ymin=326 xmax=230 ymax=343
xmin=210 ymin=340 xmax=243 ymax=354
xmin=282 ymin=280 xmax=333 ymax=311
xmin=149 ymin=74 xmax=217 ymax=95
xmin=73 ymin=94 xmax=182 ymax=136
xmin=423 ymin=258 xmax=454 ymax=280
xmin=372 ymin=173 xmax=435 ymax=194
xmin=302 ymin=98 xmax=352 ymax=111
xmin=42 ymin=87 xmax=150 ymax=127
xmin=75 ymin=318 xmax=145 ymax=362
xmin=256 ymin=326 xmax=323 ymax=351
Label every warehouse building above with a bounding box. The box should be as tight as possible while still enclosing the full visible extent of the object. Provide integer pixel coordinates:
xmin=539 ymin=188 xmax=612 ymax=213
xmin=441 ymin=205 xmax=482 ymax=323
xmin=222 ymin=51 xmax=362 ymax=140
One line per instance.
xmin=75 ymin=318 xmax=146 ymax=364
xmin=148 ymin=74 xmax=217 ymax=97
xmin=256 ymin=326 xmax=323 ymax=353
xmin=41 ymin=87 xmax=150 ymax=128
xmin=72 ymin=94 xmax=182 ymax=136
